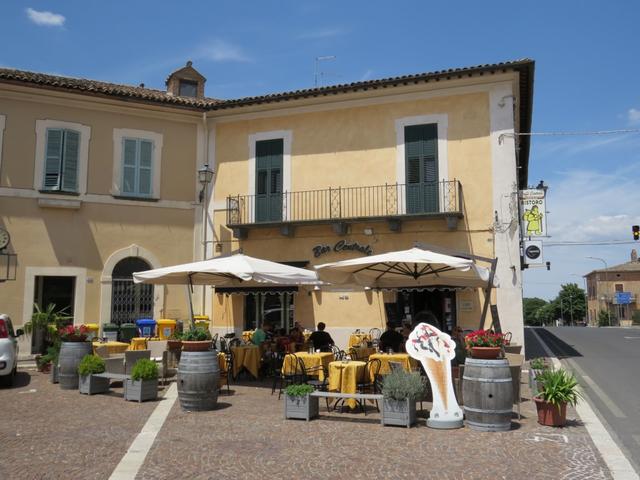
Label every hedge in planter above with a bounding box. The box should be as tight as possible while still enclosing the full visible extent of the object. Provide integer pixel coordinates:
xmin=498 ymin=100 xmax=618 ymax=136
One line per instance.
xmin=381 ymin=369 xmax=424 ymax=428
xmin=78 ymin=354 xmax=109 ymax=395
xmin=125 ymin=359 xmax=159 ymax=402
xmin=283 ymin=384 xmax=319 ymax=421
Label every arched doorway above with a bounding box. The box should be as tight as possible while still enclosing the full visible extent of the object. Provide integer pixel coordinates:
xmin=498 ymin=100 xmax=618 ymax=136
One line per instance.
xmin=110 ymin=257 xmax=154 ymax=325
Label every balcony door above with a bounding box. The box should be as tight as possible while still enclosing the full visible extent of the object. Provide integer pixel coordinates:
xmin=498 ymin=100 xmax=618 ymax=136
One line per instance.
xmin=255 ymin=139 xmax=283 ymax=222
xmin=405 ymin=124 xmax=439 ymax=214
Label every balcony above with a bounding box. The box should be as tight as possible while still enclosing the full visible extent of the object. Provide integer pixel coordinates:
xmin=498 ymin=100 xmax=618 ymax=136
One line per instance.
xmin=226 ymin=180 xmax=463 ymax=238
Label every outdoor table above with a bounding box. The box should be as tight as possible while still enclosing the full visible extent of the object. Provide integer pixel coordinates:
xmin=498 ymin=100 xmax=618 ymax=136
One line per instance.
xmin=368 ymin=353 xmax=417 ymax=380
xmin=129 ymin=337 xmax=148 ymax=351
xmin=348 ymin=333 xmax=371 ymax=348
xmin=282 ymin=352 xmax=334 ymax=380
xmin=349 ymin=346 xmax=377 ymax=360
xmin=328 ymin=360 xmax=367 ymax=409
xmin=242 ymin=330 xmax=255 ymax=343
xmin=92 ymin=341 xmax=129 ymax=355
xmin=231 ymin=345 xmax=261 ymax=379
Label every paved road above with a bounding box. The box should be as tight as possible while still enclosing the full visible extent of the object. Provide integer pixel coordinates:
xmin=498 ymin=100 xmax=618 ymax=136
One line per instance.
xmin=526 ymin=326 xmax=640 ymax=474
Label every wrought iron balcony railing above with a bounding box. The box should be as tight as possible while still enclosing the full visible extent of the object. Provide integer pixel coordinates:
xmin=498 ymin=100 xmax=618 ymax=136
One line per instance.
xmin=226 ymin=180 xmax=462 ymax=227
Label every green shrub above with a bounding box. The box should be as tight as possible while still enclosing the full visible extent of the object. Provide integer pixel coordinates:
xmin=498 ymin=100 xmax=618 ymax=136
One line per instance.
xmin=632 ymin=310 xmax=640 ymax=325
xmin=381 ymin=369 xmax=424 ymax=401
xmin=37 ymin=345 xmax=61 ymax=368
xmin=181 ymin=327 xmax=211 ymax=341
xmin=78 ymin=355 xmax=105 ymax=376
xmin=536 ymin=368 xmax=583 ymax=406
xmin=597 ymin=310 xmax=613 ymax=327
xmin=284 ymin=384 xmax=314 ymax=397
xmin=131 ymin=359 xmax=158 ymax=381
xmin=530 ymin=357 xmax=548 ymax=370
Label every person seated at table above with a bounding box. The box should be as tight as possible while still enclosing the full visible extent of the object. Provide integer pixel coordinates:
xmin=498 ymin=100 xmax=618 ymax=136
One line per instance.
xmin=308 ymin=322 xmax=334 ymax=352
xmin=379 ymin=322 xmax=405 ymax=353
xmin=252 ymin=323 xmax=272 ymax=345
xmin=289 ymin=322 xmax=304 ymax=344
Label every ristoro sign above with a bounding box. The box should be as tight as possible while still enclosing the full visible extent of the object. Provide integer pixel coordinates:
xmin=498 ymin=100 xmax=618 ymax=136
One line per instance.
xmin=520 ymin=189 xmax=547 ymax=238
xmin=312 ymin=240 xmax=373 ymax=258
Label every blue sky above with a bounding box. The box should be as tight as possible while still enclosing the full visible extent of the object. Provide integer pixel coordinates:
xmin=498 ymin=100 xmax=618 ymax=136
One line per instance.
xmin=2 ymin=0 xmax=639 ymax=300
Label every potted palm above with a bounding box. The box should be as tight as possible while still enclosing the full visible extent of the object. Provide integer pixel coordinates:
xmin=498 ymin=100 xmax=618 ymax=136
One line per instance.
xmin=181 ymin=327 xmax=212 ymax=352
xmin=381 ymin=369 xmax=424 ymax=428
xmin=24 ymin=303 xmax=71 ymax=355
xmin=534 ymin=368 xmax=583 ymax=427
xmin=283 ymin=384 xmax=318 ymax=421
xmin=78 ymin=354 xmax=109 ymax=395
xmin=125 ymin=359 xmax=158 ymax=402
xmin=464 ymin=330 xmax=507 ymax=359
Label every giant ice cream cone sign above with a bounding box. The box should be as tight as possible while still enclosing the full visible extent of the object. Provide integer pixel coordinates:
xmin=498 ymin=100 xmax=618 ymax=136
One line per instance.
xmin=406 ymin=323 xmax=463 ymax=429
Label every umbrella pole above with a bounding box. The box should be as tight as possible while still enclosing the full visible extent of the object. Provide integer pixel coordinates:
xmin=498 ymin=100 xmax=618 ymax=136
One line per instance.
xmin=478 ymin=257 xmax=498 ymax=330
xmin=185 ymin=279 xmax=195 ymax=328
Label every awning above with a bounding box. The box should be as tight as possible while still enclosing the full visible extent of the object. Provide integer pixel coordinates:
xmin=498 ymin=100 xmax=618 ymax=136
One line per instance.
xmin=215 ymin=286 xmax=299 ymax=296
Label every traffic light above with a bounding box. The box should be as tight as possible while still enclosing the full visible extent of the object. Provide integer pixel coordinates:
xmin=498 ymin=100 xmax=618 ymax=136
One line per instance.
xmin=634 ymin=225 xmax=640 ymax=241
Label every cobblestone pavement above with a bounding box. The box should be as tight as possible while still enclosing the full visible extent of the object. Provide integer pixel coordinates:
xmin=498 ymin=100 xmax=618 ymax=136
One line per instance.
xmin=0 ymin=367 xmax=160 ymax=480
xmin=138 ymin=375 xmax=612 ymax=480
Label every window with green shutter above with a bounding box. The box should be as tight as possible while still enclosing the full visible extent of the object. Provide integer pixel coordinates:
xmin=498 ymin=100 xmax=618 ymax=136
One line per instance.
xmin=255 ymin=139 xmax=283 ymax=222
xmin=43 ymin=128 xmax=80 ymax=192
xmin=405 ymin=124 xmax=439 ymax=214
xmin=121 ymin=138 xmax=154 ymax=197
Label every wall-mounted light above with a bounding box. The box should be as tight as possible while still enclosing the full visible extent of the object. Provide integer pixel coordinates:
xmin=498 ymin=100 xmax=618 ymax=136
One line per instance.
xmin=198 ymin=163 xmax=214 ymax=203
xmin=363 ymin=227 xmax=374 ymax=236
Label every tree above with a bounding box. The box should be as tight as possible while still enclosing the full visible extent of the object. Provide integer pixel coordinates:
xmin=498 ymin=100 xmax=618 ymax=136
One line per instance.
xmin=553 ymin=283 xmax=587 ymax=326
xmin=535 ymin=302 xmax=556 ymax=326
xmin=523 ymin=297 xmax=548 ymax=326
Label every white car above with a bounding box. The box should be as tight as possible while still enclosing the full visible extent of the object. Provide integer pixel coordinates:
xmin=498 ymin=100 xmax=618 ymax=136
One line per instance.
xmin=0 ymin=314 xmax=22 ymax=386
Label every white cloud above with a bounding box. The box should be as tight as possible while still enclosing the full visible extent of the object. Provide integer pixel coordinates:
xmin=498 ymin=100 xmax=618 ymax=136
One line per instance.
xmin=360 ymin=69 xmax=374 ymax=81
xmin=26 ymin=7 xmax=65 ymax=27
xmin=298 ymin=28 xmax=346 ymax=40
xmin=194 ymin=40 xmax=251 ymax=63
xmin=628 ymin=108 xmax=640 ymax=125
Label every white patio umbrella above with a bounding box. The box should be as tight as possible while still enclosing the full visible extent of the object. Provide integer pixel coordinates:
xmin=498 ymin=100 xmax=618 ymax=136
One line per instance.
xmin=314 ymin=247 xmax=497 ymax=289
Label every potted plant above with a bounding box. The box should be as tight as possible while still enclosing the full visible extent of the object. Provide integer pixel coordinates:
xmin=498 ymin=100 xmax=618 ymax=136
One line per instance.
xmin=381 ymin=369 xmax=424 ymax=428
xmin=24 ymin=303 xmax=71 ymax=355
xmin=58 ymin=325 xmax=93 ymax=390
xmin=464 ymin=330 xmax=507 ymax=359
xmin=181 ymin=327 xmax=212 ymax=352
xmin=167 ymin=331 xmax=183 ymax=352
xmin=534 ymin=368 xmax=583 ymax=427
xmin=78 ymin=354 xmax=109 ymax=395
xmin=283 ymin=384 xmax=318 ymax=421
xmin=529 ymin=357 xmax=549 ymax=395
xmin=125 ymin=359 xmax=158 ymax=402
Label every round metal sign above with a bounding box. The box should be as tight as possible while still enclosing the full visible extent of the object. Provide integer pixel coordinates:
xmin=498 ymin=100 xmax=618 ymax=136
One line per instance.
xmin=525 ymin=244 xmax=541 ymax=259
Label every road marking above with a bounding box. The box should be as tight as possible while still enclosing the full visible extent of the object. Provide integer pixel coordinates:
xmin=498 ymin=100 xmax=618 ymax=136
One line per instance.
xmin=528 ymin=433 xmax=568 ymax=444
xmin=529 ymin=328 xmax=639 ymax=480
xmin=109 ymin=383 xmax=178 ymax=480
xmin=623 ymin=337 xmax=640 ymax=340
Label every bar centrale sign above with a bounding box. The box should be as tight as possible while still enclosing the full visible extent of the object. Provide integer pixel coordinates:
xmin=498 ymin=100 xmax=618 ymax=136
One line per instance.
xmin=312 ymin=240 xmax=373 ymax=258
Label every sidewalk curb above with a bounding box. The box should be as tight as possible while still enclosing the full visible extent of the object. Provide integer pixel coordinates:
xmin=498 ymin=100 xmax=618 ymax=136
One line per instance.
xmin=530 ymin=328 xmax=639 ymax=480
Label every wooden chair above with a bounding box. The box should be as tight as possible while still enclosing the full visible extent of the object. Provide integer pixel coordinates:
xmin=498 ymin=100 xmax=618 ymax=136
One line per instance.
xmin=219 ymin=350 xmax=234 ymax=394
xmin=356 ymin=358 xmax=382 ymax=414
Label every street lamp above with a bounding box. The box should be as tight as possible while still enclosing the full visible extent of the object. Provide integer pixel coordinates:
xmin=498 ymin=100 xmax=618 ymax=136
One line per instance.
xmin=586 ymin=256 xmax=611 ymax=326
xmin=198 ymin=163 xmax=215 ymax=315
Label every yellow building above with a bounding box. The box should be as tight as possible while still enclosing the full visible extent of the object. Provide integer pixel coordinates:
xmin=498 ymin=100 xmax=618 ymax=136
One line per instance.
xmin=0 ymin=58 xmax=534 ymax=352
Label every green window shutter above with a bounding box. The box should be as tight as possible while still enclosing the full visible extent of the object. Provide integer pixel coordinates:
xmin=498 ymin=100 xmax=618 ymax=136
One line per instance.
xmin=61 ymin=130 xmax=80 ymax=191
xmin=405 ymin=124 xmax=439 ymax=213
xmin=255 ymin=139 xmax=284 ymax=222
xmin=44 ymin=129 xmax=63 ymax=189
xmin=138 ymin=140 xmax=153 ymax=195
xmin=122 ymin=139 xmax=137 ymax=194
xmin=122 ymin=138 xmax=154 ymax=196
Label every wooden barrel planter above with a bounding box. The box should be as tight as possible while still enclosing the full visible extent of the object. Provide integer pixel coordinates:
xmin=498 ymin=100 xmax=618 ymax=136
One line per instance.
xmin=58 ymin=342 xmax=92 ymax=390
xmin=177 ymin=351 xmax=220 ymax=411
xmin=462 ymin=358 xmax=513 ymax=432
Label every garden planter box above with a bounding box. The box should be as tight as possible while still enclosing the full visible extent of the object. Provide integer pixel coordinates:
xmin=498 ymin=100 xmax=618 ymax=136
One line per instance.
xmin=125 ymin=378 xmax=158 ymax=402
xmin=382 ymin=398 xmax=416 ymax=428
xmin=284 ymin=394 xmax=319 ymax=421
xmin=50 ymin=364 xmax=59 ymax=384
xmin=79 ymin=374 xmax=110 ymax=395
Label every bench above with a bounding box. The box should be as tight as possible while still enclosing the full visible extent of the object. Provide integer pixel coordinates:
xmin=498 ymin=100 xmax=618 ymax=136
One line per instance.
xmin=310 ymin=391 xmax=384 ymax=423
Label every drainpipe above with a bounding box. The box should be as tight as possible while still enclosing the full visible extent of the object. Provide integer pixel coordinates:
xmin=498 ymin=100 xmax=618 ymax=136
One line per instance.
xmin=201 ymin=112 xmax=209 ymax=316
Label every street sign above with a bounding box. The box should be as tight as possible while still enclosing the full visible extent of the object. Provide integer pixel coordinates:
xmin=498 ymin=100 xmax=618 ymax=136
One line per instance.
xmin=520 ymin=189 xmax=547 ymax=237
xmin=523 ymin=240 xmax=544 ymax=266
xmin=615 ymin=292 xmax=632 ymax=305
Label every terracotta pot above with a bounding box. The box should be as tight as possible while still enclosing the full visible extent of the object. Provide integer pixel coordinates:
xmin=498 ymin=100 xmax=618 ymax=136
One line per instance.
xmin=182 ymin=340 xmax=211 ymax=352
xmin=167 ymin=339 xmax=182 ymax=351
xmin=470 ymin=346 xmax=501 ymax=359
xmin=534 ymin=397 xmax=567 ymax=426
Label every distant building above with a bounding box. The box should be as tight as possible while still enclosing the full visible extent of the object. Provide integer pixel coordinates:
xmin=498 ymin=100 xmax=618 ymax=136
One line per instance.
xmin=585 ymin=250 xmax=640 ymax=326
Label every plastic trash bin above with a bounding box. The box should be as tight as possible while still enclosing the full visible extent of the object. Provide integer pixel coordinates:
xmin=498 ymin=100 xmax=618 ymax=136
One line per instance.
xmin=193 ymin=315 xmax=210 ymax=331
xmin=120 ymin=323 xmax=138 ymax=343
xmin=102 ymin=323 xmax=120 ymax=342
xmin=157 ymin=319 xmax=177 ymax=339
xmin=136 ymin=318 xmax=156 ymax=337
xmin=84 ymin=323 xmax=99 ymax=341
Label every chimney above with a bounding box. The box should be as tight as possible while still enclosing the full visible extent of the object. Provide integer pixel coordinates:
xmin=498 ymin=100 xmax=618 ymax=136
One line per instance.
xmin=165 ymin=61 xmax=206 ymax=99
xmin=632 ymin=249 xmax=638 ymax=262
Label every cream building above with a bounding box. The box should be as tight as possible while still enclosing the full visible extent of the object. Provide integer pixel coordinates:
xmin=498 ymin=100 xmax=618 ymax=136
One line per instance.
xmin=0 ymin=59 xmax=534 ymax=351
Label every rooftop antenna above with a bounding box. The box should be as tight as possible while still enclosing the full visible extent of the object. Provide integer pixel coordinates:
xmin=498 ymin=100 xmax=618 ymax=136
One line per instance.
xmin=314 ymin=55 xmax=336 ymax=87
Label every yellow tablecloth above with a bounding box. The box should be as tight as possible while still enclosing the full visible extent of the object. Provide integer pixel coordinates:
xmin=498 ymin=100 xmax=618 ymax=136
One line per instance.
xmin=92 ymin=341 xmax=129 ymax=355
xmin=242 ymin=330 xmax=254 ymax=343
xmin=348 ymin=333 xmax=372 ymax=348
xmin=129 ymin=337 xmax=148 ymax=351
xmin=282 ymin=352 xmax=334 ymax=380
xmin=369 ymin=353 xmax=417 ymax=380
xmin=328 ymin=360 xmax=366 ymax=409
xmin=349 ymin=346 xmax=377 ymax=361
xmin=231 ymin=345 xmax=261 ymax=379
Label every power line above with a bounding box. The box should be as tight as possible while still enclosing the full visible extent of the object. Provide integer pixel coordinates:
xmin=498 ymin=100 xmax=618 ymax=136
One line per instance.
xmin=499 ymin=128 xmax=640 ymax=144
xmin=542 ymin=240 xmax=638 ymax=247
